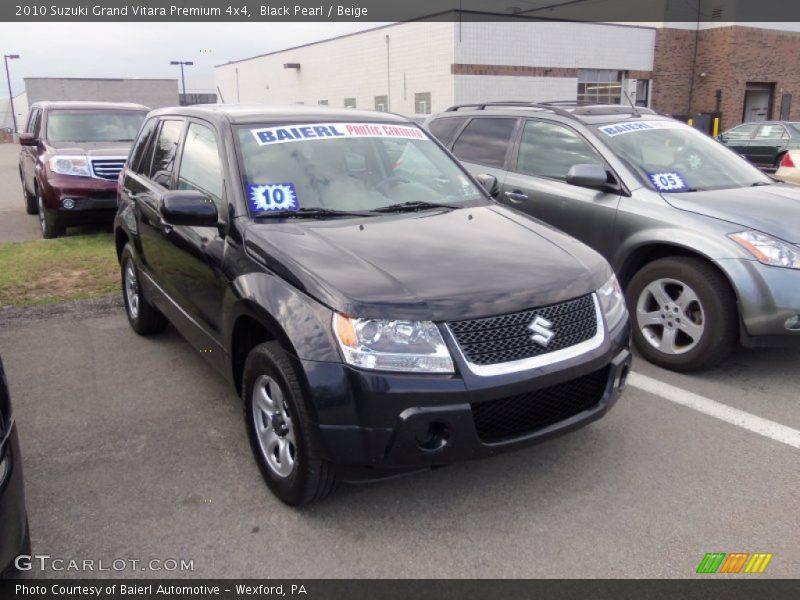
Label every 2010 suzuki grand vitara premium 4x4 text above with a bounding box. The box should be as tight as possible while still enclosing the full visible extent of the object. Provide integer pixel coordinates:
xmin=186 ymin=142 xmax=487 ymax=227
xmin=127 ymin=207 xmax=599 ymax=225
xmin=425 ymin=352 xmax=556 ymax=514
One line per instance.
xmin=114 ymin=105 xmax=631 ymax=505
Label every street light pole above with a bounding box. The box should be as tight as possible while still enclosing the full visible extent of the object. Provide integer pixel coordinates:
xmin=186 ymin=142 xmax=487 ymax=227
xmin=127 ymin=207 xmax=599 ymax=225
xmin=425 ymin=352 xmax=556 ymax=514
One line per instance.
xmin=4 ymin=54 xmax=20 ymax=133
xmin=170 ymin=60 xmax=194 ymax=105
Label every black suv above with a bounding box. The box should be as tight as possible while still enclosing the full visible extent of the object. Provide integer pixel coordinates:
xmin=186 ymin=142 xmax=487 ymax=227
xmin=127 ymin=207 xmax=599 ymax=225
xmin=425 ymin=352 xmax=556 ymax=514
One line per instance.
xmin=114 ymin=105 xmax=631 ymax=505
xmin=426 ymin=102 xmax=800 ymax=371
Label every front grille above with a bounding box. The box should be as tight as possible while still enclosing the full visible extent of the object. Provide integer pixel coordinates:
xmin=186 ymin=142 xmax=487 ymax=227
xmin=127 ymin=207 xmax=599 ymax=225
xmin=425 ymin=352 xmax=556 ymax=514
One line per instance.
xmin=472 ymin=367 xmax=609 ymax=443
xmin=448 ymin=294 xmax=597 ymax=366
xmin=91 ymin=158 xmax=126 ymax=180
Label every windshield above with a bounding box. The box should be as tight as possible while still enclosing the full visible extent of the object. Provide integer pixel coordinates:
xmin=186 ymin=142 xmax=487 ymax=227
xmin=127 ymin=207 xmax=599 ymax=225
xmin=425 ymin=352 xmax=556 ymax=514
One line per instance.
xmin=592 ymin=120 xmax=772 ymax=192
xmin=236 ymin=121 xmax=483 ymax=215
xmin=46 ymin=110 xmax=147 ymax=143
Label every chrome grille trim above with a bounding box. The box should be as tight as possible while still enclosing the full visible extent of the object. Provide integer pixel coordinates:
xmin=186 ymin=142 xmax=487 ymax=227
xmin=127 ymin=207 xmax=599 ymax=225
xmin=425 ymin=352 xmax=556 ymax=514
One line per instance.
xmin=90 ymin=157 xmax=127 ymax=181
xmin=446 ymin=294 xmax=606 ymax=377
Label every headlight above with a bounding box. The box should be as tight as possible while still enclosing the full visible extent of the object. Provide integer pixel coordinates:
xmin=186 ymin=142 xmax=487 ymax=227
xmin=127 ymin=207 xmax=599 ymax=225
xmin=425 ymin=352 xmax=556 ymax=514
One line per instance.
xmin=729 ymin=231 xmax=800 ymax=270
xmin=48 ymin=156 xmax=91 ymax=177
xmin=598 ymin=274 xmax=627 ymax=330
xmin=333 ymin=314 xmax=454 ymax=373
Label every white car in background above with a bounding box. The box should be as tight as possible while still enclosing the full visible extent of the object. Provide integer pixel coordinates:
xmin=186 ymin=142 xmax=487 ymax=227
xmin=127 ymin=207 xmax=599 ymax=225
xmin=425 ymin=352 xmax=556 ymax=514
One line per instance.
xmin=775 ymin=150 xmax=800 ymax=184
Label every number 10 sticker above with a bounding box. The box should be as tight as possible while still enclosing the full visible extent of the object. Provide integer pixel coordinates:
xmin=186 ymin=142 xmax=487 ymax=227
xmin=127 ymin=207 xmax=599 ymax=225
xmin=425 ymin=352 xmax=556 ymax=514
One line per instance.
xmin=648 ymin=171 xmax=689 ymax=192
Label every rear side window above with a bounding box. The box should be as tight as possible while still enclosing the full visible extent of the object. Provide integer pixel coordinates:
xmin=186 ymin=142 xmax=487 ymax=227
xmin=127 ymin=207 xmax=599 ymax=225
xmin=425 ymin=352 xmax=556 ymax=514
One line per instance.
xmin=177 ymin=122 xmax=224 ymax=207
xmin=452 ymin=118 xmax=516 ymax=168
xmin=754 ymin=124 xmax=788 ymax=140
xmin=149 ymin=120 xmax=184 ymax=188
xmin=129 ymin=117 xmax=158 ymax=174
xmin=723 ymin=124 xmax=757 ymax=141
xmin=427 ymin=116 xmax=467 ymax=147
xmin=516 ymin=120 xmax=602 ymax=181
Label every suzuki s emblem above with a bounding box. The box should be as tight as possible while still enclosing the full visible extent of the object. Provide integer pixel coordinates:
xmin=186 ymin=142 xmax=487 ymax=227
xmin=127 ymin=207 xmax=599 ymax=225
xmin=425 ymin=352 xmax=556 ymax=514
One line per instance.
xmin=529 ymin=315 xmax=555 ymax=347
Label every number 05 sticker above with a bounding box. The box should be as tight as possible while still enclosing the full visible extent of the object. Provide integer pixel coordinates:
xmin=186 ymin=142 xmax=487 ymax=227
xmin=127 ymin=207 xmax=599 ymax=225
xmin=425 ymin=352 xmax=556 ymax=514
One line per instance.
xmin=648 ymin=171 xmax=689 ymax=192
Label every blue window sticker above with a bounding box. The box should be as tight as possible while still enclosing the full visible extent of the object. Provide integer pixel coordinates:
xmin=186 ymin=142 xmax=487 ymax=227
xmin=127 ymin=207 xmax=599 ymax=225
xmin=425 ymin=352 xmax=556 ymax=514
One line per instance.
xmin=247 ymin=183 xmax=299 ymax=213
xmin=647 ymin=171 xmax=689 ymax=193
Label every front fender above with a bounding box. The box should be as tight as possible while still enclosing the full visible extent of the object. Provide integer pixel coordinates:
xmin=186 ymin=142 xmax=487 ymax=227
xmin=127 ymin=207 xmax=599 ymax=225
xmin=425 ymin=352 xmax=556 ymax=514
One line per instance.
xmin=224 ymin=272 xmax=340 ymax=363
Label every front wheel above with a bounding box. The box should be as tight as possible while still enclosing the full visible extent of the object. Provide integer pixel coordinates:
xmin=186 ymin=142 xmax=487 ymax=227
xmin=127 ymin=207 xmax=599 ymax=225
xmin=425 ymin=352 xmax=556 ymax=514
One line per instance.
xmin=243 ymin=342 xmax=338 ymax=506
xmin=627 ymin=257 xmax=738 ymax=372
xmin=37 ymin=188 xmax=64 ymax=239
xmin=21 ymin=171 xmax=37 ymax=215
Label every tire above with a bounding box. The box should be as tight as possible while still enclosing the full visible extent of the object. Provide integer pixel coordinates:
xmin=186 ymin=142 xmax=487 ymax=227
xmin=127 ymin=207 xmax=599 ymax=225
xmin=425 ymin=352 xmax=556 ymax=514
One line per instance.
xmin=37 ymin=187 xmax=64 ymax=239
xmin=120 ymin=244 xmax=168 ymax=335
xmin=21 ymin=171 xmax=36 ymax=215
xmin=626 ymin=257 xmax=738 ymax=372
xmin=243 ymin=341 xmax=338 ymax=506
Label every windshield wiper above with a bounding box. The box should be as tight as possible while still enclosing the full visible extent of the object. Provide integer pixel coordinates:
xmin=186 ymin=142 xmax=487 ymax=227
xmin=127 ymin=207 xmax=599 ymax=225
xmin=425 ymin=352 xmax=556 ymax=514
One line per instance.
xmin=371 ymin=201 xmax=457 ymax=213
xmin=750 ymin=181 xmax=773 ymax=187
xmin=254 ymin=207 xmax=375 ymax=219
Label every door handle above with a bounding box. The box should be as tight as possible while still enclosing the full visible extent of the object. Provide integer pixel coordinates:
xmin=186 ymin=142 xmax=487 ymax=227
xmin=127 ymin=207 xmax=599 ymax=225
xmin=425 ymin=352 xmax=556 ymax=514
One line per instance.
xmin=504 ymin=190 xmax=529 ymax=203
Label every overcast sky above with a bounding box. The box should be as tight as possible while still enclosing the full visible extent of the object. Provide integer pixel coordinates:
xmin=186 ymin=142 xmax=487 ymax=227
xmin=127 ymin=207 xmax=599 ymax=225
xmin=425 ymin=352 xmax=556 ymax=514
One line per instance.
xmin=1 ymin=22 xmax=384 ymax=98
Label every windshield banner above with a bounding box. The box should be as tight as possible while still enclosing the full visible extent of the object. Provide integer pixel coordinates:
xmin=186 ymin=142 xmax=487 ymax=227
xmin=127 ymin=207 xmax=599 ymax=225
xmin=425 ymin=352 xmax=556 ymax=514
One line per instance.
xmin=597 ymin=120 xmax=688 ymax=137
xmin=251 ymin=122 xmax=427 ymax=146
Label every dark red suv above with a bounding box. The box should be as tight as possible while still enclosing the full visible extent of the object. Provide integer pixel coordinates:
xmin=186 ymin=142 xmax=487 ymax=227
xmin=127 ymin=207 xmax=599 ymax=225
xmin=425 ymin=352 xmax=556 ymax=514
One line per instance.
xmin=18 ymin=101 xmax=148 ymax=238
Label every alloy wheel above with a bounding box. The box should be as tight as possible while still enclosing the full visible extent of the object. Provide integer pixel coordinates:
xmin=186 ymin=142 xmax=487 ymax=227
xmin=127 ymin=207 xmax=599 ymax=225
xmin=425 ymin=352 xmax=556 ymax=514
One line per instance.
xmin=252 ymin=374 xmax=297 ymax=478
xmin=635 ymin=277 xmax=706 ymax=355
xmin=37 ymin=192 xmax=45 ymax=233
xmin=124 ymin=262 xmax=140 ymax=320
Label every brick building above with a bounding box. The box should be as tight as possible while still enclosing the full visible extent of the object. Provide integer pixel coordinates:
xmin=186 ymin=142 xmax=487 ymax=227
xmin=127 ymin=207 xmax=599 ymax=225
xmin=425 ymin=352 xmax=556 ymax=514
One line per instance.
xmin=652 ymin=25 xmax=800 ymax=131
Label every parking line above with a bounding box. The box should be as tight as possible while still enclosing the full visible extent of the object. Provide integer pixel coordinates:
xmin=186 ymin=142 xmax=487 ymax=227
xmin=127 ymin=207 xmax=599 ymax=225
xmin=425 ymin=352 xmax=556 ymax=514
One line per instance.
xmin=628 ymin=372 xmax=800 ymax=450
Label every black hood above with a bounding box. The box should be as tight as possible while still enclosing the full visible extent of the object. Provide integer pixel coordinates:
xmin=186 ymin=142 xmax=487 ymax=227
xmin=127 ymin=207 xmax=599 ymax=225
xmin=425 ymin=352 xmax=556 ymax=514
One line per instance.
xmin=664 ymin=184 xmax=800 ymax=243
xmin=243 ymin=205 xmax=610 ymax=321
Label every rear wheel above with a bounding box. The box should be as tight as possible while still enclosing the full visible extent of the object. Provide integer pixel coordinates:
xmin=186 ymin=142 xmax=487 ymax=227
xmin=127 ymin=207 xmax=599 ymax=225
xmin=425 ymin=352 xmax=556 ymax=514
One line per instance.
xmin=244 ymin=341 xmax=338 ymax=506
xmin=120 ymin=244 xmax=168 ymax=335
xmin=627 ymin=257 xmax=738 ymax=372
xmin=37 ymin=188 xmax=64 ymax=239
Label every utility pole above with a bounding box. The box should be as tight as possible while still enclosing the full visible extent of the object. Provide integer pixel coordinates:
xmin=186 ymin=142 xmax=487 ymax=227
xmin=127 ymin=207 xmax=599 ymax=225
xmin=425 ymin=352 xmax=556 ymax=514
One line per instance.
xmin=170 ymin=60 xmax=194 ymax=105
xmin=4 ymin=54 xmax=20 ymax=133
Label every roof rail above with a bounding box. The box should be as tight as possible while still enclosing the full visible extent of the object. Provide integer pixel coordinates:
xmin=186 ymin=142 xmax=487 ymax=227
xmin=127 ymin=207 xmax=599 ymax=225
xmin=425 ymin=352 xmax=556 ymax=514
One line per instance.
xmin=444 ymin=101 xmax=577 ymax=120
xmin=541 ymin=100 xmax=656 ymax=117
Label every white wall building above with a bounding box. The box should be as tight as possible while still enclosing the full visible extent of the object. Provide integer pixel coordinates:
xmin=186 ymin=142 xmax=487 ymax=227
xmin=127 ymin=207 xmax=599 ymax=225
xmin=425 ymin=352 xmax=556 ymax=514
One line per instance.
xmin=215 ymin=20 xmax=656 ymax=116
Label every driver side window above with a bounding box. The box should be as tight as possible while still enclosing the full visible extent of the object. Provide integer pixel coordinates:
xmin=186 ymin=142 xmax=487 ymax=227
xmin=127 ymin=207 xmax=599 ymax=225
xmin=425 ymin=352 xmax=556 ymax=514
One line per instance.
xmin=176 ymin=122 xmax=224 ymax=208
xmin=516 ymin=120 xmax=602 ymax=181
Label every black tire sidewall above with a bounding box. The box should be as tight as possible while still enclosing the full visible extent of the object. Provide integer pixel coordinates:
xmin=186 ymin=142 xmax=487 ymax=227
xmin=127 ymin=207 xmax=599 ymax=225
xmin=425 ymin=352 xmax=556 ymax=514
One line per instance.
xmin=243 ymin=343 xmax=315 ymax=506
xmin=627 ymin=258 xmax=736 ymax=370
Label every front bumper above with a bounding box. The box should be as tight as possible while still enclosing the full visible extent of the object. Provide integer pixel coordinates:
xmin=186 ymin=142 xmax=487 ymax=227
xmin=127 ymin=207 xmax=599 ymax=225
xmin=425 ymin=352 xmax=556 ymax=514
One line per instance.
xmin=300 ymin=320 xmax=631 ymax=475
xmin=716 ymin=258 xmax=800 ymax=345
xmin=40 ymin=173 xmax=117 ymax=221
xmin=0 ymin=422 xmax=28 ymax=576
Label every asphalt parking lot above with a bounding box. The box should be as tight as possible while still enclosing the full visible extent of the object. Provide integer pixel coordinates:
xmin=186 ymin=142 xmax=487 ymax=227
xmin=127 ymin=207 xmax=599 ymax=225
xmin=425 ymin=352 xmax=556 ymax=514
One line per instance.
xmin=0 ymin=143 xmax=798 ymax=578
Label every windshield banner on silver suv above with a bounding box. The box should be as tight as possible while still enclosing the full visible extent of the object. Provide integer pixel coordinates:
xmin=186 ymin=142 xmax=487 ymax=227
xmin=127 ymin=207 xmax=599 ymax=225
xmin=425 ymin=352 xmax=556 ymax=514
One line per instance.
xmin=252 ymin=122 xmax=426 ymax=146
xmin=598 ymin=120 xmax=687 ymax=137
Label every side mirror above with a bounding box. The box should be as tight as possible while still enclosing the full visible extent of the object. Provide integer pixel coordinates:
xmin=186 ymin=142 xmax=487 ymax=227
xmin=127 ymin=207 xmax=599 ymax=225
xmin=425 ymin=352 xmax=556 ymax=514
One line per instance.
xmin=566 ymin=164 xmax=608 ymax=190
xmin=19 ymin=133 xmax=38 ymax=147
xmin=160 ymin=190 xmax=218 ymax=227
xmin=475 ymin=173 xmax=499 ymax=196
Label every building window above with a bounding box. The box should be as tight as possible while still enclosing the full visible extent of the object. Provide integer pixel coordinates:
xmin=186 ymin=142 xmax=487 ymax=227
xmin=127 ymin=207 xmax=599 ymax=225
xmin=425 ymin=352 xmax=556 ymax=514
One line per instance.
xmin=635 ymin=80 xmax=650 ymax=107
xmin=318 ymin=100 xmax=328 ymax=106
xmin=415 ymin=92 xmax=432 ymax=114
xmin=374 ymin=95 xmax=388 ymax=112
xmin=344 ymin=98 xmax=357 ymax=109
xmin=577 ymin=69 xmax=623 ymax=105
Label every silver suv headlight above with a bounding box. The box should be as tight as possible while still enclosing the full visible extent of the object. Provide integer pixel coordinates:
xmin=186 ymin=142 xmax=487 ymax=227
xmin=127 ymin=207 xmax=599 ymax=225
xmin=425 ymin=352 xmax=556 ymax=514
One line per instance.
xmin=598 ymin=274 xmax=627 ymax=331
xmin=48 ymin=155 xmax=91 ymax=177
xmin=729 ymin=230 xmax=800 ymax=270
xmin=333 ymin=314 xmax=454 ymax=373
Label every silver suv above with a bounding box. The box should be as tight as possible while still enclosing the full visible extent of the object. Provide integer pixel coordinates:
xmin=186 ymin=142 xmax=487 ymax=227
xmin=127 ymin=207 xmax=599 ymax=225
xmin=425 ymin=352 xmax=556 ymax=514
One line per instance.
xmin=426 ymin=102 xmax=800 ymax=371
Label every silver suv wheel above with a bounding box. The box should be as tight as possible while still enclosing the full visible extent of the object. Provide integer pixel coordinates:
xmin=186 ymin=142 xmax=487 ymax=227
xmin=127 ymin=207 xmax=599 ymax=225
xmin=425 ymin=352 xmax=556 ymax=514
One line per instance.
xmin=124 ymin=262 xmax=140 ymax=320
